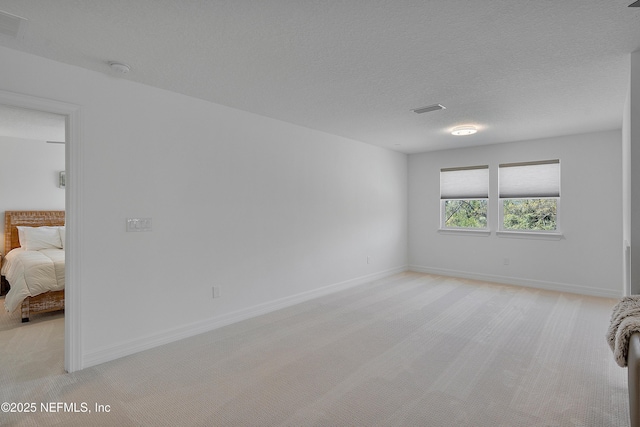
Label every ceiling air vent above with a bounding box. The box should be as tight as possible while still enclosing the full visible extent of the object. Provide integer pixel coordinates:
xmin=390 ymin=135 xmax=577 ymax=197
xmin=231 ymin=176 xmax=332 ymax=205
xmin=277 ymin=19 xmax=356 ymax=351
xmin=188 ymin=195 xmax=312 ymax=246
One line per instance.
xmin=630 ymin=0 xmax=640 ymax=6
xmin=0 ymin=10 xmax=27 ymax=38
xmin=411 ymin=104 xmax=446 ymax=114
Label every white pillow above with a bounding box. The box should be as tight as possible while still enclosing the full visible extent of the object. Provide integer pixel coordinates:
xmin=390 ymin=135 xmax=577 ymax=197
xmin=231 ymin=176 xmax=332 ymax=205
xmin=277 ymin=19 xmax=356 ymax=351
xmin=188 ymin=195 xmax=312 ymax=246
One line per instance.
xmin=17 ymin=226 xmax=63 ymax=251
xmin=58 ymin=226 xmax=65 ymax=249
xmin=17 ymin=227 xmax=27 ymax=248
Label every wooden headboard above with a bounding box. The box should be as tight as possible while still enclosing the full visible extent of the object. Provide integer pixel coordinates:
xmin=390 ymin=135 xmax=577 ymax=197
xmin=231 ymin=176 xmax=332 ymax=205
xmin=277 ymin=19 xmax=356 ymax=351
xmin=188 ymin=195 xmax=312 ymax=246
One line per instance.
xmin=4 ymin=211 xmax=65 ymax=255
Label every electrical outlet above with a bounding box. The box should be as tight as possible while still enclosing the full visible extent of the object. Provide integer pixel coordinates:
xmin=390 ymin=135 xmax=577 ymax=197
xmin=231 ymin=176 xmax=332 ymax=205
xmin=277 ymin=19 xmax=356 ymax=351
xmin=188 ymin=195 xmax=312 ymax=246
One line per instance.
xmin=126 ymin=218 xmax=152 ymax=232
xmin=503 ymin=258 xmax=510 ymax=266
xmin=212 ymin=286 xmax=220 ymax=299
xmin=367 ymin=256 xmax=371 ymax=264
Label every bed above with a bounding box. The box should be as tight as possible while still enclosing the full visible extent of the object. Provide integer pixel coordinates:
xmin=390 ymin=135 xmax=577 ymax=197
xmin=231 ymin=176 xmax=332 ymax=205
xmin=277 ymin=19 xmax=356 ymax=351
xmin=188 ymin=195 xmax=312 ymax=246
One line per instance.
xmin=1 ymin=211 xmax=65 ymax=322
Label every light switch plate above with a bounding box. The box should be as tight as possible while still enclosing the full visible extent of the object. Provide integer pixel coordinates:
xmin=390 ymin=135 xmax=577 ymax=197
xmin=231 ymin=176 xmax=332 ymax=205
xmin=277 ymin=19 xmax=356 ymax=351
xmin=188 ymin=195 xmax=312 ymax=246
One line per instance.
xmin=126 ymin=218 xmax=152 ymax=232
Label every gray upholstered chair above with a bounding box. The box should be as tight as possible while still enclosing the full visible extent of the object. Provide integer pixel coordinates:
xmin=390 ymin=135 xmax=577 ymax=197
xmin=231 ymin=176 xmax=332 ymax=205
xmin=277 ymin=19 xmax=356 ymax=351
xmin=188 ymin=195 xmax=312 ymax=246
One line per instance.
xmin=629 ymin=333 xmax=640 ymax=427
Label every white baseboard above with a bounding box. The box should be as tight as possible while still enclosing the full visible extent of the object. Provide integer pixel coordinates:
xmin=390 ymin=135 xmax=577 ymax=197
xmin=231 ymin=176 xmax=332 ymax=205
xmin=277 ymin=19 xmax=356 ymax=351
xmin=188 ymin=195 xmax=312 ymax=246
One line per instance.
xmin=82 ymin=265 xmax=409 ymax=369
xmin=409 ymin=264 xmax=621 ymax=299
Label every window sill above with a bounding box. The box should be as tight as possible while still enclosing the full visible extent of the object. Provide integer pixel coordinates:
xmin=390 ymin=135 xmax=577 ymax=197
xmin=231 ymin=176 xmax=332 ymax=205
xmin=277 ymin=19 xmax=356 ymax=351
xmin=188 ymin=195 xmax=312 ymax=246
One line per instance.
xmin=438 ymin=228 xmax=491 ymax=237
xmin=496 ymin=230 xmax=563 ymax=240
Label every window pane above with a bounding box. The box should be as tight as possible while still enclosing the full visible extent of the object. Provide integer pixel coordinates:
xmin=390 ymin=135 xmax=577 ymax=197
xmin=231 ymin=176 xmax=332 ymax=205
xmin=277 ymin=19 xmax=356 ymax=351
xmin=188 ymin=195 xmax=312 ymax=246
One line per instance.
xmin=502 ymin=199 xmax=557 ymax=231
xmin=444 ymin=199 xmax=487 ymax=229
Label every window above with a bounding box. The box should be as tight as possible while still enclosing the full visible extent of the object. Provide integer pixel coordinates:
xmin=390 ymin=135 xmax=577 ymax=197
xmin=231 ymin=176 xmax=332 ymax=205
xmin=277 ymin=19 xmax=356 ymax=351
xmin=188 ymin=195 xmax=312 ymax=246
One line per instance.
xmin=440 ymin=165 xmax=489 ymax=230
xmin=498 ymin=160 xmax=560 ymax=232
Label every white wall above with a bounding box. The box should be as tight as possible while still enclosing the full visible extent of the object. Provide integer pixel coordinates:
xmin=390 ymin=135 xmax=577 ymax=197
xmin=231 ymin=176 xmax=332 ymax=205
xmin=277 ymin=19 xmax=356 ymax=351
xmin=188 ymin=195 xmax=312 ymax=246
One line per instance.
xmin=0 ymin=136 xmax=65 ymax=253
xmin=409 ymin=130 xmax=622 ymax=298
xmin=0 ymin=46 xmax=408 ymax=368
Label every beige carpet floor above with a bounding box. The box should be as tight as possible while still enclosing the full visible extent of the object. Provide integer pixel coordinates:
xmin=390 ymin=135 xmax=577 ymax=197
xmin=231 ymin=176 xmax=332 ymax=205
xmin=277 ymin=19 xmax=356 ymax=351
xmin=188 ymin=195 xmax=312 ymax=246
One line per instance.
xmin=0 ymin=272 xmax=629 ymax=426
xmin=0 ymin=301 xmax=65 ymax=385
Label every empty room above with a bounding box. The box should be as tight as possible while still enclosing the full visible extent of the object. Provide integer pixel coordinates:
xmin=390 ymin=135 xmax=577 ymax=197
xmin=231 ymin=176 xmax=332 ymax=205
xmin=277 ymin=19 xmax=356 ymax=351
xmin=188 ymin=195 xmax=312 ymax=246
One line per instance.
xmin=1 ymin=1 xmax=640 ymax=426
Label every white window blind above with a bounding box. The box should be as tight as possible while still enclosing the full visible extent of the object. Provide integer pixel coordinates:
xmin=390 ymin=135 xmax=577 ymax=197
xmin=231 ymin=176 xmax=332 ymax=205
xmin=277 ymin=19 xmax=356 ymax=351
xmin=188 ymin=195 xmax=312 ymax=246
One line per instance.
xmin=440 ymin=165 xmax=489 ymax=199
xmin=498 ymin=160 xmax=560 ymax=198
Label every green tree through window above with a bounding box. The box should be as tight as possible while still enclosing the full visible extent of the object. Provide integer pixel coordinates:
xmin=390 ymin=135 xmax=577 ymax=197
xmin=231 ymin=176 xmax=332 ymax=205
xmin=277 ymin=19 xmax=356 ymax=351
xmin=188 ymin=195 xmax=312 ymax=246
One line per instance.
xmin=502 ymin=199 xmax=556 ymax=231
xmin=444 ymin=199 xmax=487 ymax=228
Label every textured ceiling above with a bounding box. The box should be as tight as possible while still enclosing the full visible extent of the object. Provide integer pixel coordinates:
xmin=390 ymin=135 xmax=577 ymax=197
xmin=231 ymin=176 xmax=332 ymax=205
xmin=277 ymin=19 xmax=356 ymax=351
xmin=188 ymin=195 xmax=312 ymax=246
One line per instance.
xmin=0 ymin=0 xmax=639 ymax=153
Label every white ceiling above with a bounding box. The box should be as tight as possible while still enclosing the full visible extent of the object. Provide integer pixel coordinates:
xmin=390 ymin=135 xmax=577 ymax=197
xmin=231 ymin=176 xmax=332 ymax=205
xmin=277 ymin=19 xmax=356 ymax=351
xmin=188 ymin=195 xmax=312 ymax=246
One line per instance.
xmin=0 ymin=1 xmax=638 ymax=153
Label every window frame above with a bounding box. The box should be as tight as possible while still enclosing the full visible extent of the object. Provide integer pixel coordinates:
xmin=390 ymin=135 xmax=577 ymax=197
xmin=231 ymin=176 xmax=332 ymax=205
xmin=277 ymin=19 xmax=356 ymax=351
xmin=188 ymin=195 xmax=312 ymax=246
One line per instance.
xmin=497 ymin=197 xmax=562 ymax=238
xmin=439 ymin=165 xmax=490 ymax=234
xmin=439 ymin=198 xmax=491 ymax=235
xmin=497 ymin=159 xmax=563 ymax=238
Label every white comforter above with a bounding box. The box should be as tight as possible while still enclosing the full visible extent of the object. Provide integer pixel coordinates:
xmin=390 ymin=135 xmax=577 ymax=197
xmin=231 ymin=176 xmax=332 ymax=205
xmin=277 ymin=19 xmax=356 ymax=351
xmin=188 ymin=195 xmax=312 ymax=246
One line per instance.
xmin=2 ymin=248 xmax=65 ymax=313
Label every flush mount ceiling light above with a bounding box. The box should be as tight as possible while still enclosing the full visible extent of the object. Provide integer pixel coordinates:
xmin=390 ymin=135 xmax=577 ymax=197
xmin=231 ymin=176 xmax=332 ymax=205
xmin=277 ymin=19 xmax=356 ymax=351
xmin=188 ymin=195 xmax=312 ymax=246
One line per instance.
xmin=109 ymin=61 xmax=131 ymax=74
xmin=451 ymin=125 xmax=478 ymax=136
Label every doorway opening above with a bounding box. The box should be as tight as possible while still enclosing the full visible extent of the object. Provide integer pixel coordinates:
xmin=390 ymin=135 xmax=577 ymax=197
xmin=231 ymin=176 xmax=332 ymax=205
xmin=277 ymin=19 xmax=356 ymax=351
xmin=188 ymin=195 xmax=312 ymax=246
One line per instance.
xmin=0 ymin=105 xmax=66 ymax=377
xmin=0 ymin=90 xmax=81 ymax=373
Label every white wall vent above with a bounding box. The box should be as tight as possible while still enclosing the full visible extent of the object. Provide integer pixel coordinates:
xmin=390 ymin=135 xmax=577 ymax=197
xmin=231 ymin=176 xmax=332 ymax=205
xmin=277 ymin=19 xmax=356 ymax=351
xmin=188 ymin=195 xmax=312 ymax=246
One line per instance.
xmin=411 ymin=104 xmax=446 ymax=114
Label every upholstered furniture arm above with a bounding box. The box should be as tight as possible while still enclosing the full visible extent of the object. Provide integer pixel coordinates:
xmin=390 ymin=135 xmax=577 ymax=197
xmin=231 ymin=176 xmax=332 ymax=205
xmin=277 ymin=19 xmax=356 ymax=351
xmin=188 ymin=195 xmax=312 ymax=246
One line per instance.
xmin=629 ymin=332 xmax=640 ymax=427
